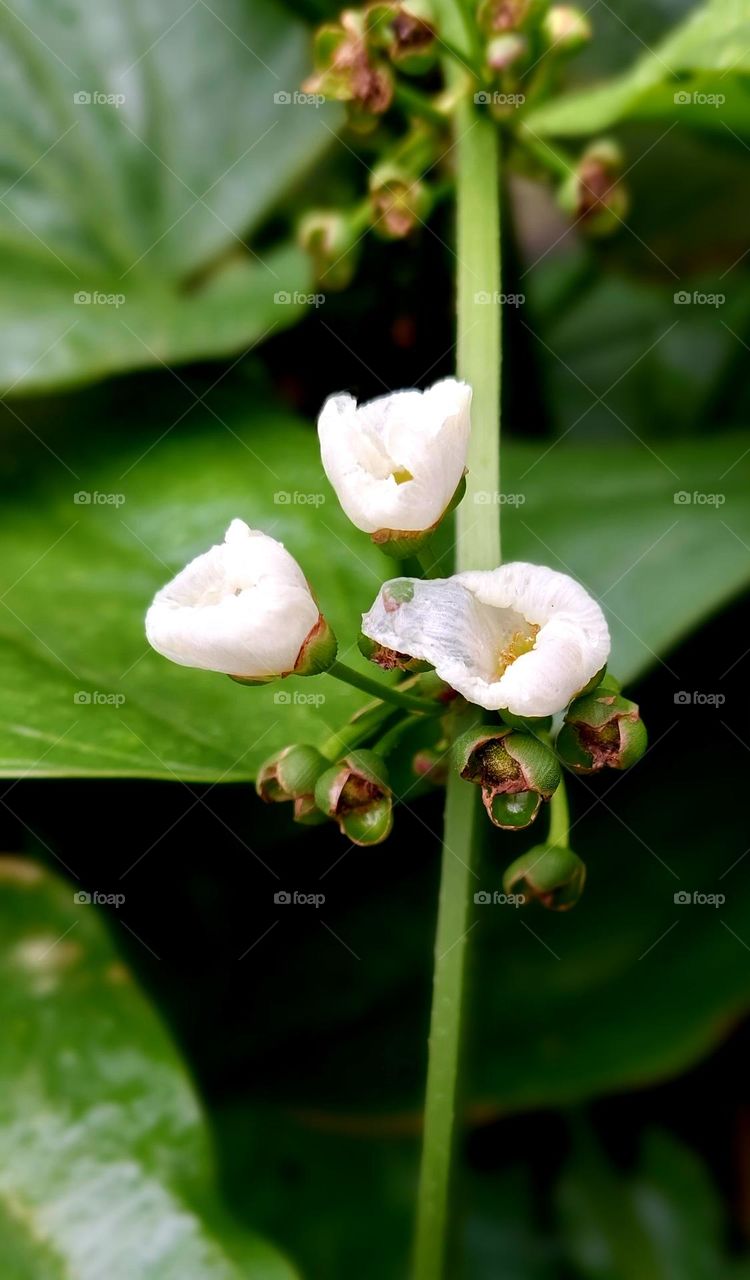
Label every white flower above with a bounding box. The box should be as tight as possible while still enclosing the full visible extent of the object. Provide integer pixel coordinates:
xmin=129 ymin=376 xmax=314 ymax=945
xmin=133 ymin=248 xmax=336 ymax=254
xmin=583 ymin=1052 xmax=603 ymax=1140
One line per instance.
xmin=317 ymin=377 xmax=471 ymax=537
xmin=145 ymin=520 xmax=328 ymax=680
xmin=361 ymin=563 xmax=610 ymax=716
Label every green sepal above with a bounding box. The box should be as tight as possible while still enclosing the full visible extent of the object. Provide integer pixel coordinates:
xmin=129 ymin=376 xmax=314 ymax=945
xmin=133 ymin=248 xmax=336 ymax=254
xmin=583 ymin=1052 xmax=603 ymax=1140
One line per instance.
xmin=341 ymin=796 xmax=393 ymax=845
xmin=293 ymin=793 xmax=329 ymax=826
xmin=294 ymin=615 xmax=338 ymax=675
xmin=498 ymin=709 xmax=553 ymax=732
xmin=256 ymin=744 xmax=328 ymax=803
xmin=557 ymin=690 xmax=647 ymax=772
xmin=371 ymin=475 xmax=466 ymax=557
xmin=358 ymin=630 xmax=432 ymax=672
xmin=503 ymin=844 xmax=587 ymax=911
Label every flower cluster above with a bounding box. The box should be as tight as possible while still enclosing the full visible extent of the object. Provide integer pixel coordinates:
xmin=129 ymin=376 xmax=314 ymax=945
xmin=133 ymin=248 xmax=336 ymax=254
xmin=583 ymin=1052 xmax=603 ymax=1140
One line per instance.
xmin=145 ymin=377 xmax=646 ymax=895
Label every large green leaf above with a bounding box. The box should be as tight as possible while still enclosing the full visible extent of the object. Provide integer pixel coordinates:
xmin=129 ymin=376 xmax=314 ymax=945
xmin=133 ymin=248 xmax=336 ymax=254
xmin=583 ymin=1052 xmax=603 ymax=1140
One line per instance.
xmin=525 ymin=0 xmax=750 ymax=135
xmin=0 ymin=0 xmax=333 ymax=393
xmin=0 ymin=393 xmax=747 ymax=779
xmin=0 ymin=855 xmax=296 ymax=1278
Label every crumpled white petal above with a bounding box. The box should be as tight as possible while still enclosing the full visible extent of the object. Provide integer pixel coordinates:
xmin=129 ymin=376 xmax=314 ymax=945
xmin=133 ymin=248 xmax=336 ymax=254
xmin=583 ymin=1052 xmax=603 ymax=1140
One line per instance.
xmin=318 ymin=377 xmax=471 ymax=534
xmin=145 ymin=520 xmax=320 ymax=678
xmin=361 ymin=562 xmax=610 ymax=716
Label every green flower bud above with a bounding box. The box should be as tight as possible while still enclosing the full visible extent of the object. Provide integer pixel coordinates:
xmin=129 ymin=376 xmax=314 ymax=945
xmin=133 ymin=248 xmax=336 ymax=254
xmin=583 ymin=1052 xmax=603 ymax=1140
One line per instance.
xmin=503 ymin=845 xmax=586 ymax=910
xmin=455 ymin=726 xmax=561 ymax=829
xmin=556 ymin=690 xmax=647 ymax=773
xmin=304 ymin=13 xmax=394 ymax=118
xmin=559 ymin=139 xmax=629 ymax=237
xmin=369 ymin=162 xmax=432 ymax=239
xmin=256 ymin=744 xmax=328 ymax=804
xmin=366 ymin=1 xmax=436 ymax=71
xmin=298 ymin=209 xmax=361 ymax=291
xmin=314 ymin=749 xmax=393 ymax=845
xmin=486 ymin=32 xmax=527 ymax=70
xmin=542 ymin=5 xmax=592 ymax=49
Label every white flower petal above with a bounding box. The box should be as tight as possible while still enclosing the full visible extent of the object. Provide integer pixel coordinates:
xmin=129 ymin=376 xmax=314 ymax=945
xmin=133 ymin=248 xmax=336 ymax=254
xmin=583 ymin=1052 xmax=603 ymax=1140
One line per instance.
xmin=361 ymin=563 xmax=610 ymax=716
xmin=318 ymin=377 xmax=471 ymax=534
xmin=145 ymin=520 xmax=320 ymax=678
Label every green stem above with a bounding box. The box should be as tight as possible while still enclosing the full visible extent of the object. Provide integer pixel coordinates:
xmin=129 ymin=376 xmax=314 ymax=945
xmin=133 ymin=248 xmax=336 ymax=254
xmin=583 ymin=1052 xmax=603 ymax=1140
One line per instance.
xmin=321 ymin=703 xmax=398 ymax=761
xmin=413 ymin=69 xmax=502 ymax=1280
xmin=547 ymin=775 xmax=570 ymax=847
xmin=327 ymin=660 xmax=441 ymax=715
xmin=394 ymin=82 xmax=450 ymax=127
xmin=416 ymin=538 xmax=445 ymax=579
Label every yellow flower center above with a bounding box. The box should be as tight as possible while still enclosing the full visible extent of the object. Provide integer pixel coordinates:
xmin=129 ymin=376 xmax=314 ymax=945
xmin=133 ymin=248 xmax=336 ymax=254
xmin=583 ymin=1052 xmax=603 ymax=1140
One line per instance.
xmin=494 ymin=624 xmax=539 ymax=679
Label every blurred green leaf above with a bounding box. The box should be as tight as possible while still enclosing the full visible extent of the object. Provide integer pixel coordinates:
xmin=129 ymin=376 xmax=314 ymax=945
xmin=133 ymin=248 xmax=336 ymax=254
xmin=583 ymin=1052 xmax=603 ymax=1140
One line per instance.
xmin=0 ymin=395 xmax=747 ymax=779
xmin=558 ymin=1128 xmax=736 ymax=1279
xmin=526 ymin=0 xmax=750 ymax=135
xmin=0 ymin=855 xmax=296 ymax=1279
xmin=0 ymin=0 xmax=334 ymax=393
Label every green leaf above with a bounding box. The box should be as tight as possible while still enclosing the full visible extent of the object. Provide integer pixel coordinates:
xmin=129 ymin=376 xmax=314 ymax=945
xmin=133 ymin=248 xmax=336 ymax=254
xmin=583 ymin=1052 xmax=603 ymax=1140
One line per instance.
xmin=0 ymin=394 xmax=747 ymax=780
xmin=525 ymin=0 xmax=750 ymax=135
xmin=0 ymin=0 xmax=335 ymax=393
xmin=0 ymin=855 xmax=296 ymax=1279
xmin=558 ymin=1129 xmax=732 ymax=1279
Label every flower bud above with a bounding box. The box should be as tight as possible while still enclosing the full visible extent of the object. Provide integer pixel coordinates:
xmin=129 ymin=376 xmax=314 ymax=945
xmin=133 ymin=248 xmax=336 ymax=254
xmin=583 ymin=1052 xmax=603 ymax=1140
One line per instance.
xmin=454 ymin=726 xmax=561 ymax=829
xmin=503 ymin=845 xmax=586 ymax=910
xmin=256 ymin=744 xmax=328 ymax=804
xmin=559 ymin=139 xmax=629 ymax=237
xmin=486 ymin=32 xmax=527 ymax=70
xmin=298 ymin=209 xmax=362 ymax=290
xmin=369 ymin=162 xmax=432 ymax=239
xmin=314 ymin=749 xmax=393 ymax=845
xmin=293 ymin=793 xmax=329 ymax=826
xmin=542 ymin=5 xmax=592 ymax=49
xmin=366 ymin=1 xmax=436 ymax=71
xmin=556 ymin=690 xmax=647 ymax=773
xmin=477 ymin=0 xmax=532 ymax=34
xmin=304 ymin=13 xmax=394 ymax=121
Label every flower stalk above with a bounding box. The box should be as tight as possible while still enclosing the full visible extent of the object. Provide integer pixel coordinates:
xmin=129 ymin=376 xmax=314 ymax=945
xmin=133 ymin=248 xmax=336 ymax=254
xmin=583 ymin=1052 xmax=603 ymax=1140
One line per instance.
xmin=413 ymin=50 xmax=502 ymax=1280
xmin=327 ymin=659 xmax=441 ymax=714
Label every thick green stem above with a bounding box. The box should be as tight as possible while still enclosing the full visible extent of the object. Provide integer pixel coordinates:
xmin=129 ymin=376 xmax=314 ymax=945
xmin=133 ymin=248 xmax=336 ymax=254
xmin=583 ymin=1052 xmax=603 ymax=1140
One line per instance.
xmin=327 ymin=660 xmax=441 ymax=715
xmin=413 ymin=76 xmax=502 ymax=1280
